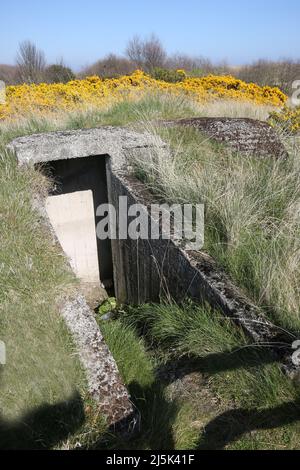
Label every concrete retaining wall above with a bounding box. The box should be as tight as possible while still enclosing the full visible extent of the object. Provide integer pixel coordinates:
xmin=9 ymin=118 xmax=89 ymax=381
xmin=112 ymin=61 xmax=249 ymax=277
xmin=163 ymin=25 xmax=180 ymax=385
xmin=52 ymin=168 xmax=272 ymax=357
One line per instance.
xmin=108 ymin=171 xmax=283 ymax=340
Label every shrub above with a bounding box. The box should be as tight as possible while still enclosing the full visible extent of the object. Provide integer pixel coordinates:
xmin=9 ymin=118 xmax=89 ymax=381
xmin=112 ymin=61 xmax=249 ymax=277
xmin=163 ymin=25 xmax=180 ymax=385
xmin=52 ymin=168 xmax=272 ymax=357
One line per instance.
xmin=237 ymin=60 xmax=300 ymax=95
xmin=0 ymin=64 xmax=18 ymax=85
xmin=151 ymin=68 xmax=186 ymax=83
xmin=81 ymin=54 xmax=135 ymax=79
xmin=0 ymin=71 xmax=288 ymax=121
xmin=45 ymin=64 xmax=75 ymax=84
xmin=269 ymin=105 xmax=300 ymax=133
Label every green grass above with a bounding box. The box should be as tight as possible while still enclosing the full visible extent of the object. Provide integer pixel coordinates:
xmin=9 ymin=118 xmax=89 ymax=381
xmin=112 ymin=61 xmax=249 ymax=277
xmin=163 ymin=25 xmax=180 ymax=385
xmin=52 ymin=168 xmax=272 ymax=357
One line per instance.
xmin=0 ymin=148 xmax=87 ymax=448
xmin=64 ymin=93 xmax=201 ymax=129
xmin=99 ymin=320 xmax=179 ymax=449
xmin=101 ymin=301 xmax=300 ymax=450
xmin=121 ymin=302 xmax=297 ymax=407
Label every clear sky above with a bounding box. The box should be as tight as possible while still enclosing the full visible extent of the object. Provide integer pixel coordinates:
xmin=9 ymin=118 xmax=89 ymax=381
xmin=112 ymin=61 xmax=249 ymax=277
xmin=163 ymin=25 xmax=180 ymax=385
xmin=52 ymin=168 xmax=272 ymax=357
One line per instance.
xmin=1 ymin=0 xmax=299 ymax=70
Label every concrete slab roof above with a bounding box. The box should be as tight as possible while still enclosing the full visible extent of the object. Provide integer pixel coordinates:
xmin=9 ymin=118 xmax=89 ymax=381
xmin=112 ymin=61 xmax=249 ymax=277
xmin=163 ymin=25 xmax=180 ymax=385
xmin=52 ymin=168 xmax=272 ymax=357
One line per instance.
xmin=7 ymin=126 xmax=166 ymax=172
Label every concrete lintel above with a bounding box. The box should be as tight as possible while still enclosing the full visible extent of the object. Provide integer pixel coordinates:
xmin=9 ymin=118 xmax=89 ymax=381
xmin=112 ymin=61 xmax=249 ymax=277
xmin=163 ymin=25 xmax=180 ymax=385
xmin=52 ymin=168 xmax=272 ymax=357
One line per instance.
xmin=7 ymin=126 xmax=166 ymax=172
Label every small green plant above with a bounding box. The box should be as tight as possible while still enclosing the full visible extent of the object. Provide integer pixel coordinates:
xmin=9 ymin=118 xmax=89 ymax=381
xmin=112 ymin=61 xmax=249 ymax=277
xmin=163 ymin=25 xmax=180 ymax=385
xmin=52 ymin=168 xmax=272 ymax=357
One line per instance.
xmin=98 ymin=297 xmax=117 ymax=316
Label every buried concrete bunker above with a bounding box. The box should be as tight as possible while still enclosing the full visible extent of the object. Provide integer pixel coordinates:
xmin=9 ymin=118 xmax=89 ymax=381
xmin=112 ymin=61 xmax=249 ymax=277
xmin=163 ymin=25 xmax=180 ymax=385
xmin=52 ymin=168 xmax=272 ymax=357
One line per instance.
xmin=8 ymin=126 xmax=299 ymax=428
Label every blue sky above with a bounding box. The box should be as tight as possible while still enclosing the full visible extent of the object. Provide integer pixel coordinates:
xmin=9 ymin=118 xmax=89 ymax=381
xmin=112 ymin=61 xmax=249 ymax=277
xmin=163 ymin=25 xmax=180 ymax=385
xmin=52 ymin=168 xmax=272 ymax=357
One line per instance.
xmin=1 ymin=0 xmax=299 ymax=70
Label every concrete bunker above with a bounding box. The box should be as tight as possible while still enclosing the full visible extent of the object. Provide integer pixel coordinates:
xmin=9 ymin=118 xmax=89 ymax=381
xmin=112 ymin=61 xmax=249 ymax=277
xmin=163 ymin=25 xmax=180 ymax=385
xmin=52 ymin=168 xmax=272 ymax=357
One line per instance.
xmin=7 ymin=126 xmax=300 ymax=424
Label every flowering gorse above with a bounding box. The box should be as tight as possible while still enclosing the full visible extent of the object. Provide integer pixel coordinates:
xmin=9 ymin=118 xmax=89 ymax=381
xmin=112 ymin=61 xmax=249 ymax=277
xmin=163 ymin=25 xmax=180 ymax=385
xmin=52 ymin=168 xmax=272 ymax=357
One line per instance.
xmin=0 ymin=70 xmax=287 ymax=120
xmin=269 ymin=105 xmax=300 ymax=132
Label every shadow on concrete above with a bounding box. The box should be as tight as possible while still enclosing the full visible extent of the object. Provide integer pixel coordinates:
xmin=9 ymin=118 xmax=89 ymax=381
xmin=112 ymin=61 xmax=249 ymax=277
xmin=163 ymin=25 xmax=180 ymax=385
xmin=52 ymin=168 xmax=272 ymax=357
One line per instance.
xmin=92 ymin=379 xmax=177 ymax=450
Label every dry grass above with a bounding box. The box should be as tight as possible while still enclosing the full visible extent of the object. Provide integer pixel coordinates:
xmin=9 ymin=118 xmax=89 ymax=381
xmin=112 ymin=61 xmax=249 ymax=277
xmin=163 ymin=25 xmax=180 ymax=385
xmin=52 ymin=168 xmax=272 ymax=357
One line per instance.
xmin=0 ymin=91 xmax=275 ymax=134
xmin=132 ymin=123 xmax=300 ymax=333
xmin=195 ymin=99 xmax=274 ymax=120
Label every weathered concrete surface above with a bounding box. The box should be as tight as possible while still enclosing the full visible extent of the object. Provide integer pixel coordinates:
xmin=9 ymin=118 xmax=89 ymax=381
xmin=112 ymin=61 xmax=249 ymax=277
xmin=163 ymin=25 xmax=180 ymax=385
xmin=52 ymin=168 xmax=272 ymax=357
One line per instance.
xmin=8 ymin=127 xmax=165 ymax=431
xmin=44 ymin=188 xmax=136 ymax=429
xmin=108 ymin=170 xmax=298 ymax=377
xmin=108 ymin=171 xmax=275 ymax=338
xmin=163 ymin=117 xmax=288 ymax=159
xmin=61 ymin=294 xmax=137 ymax=431
xmin=7 ymin=126 xmax=166 ymax=171
xmin=45 ymin=155 xmax=113 ymax=291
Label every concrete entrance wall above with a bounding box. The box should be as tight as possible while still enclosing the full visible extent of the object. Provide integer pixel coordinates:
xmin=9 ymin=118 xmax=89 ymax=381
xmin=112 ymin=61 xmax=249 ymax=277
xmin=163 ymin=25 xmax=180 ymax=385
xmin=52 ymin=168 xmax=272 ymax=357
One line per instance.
xmin=46 ymin=190 xmax=101 ymax=285
xmin=7 ymin=127 xmax=167 ymax=431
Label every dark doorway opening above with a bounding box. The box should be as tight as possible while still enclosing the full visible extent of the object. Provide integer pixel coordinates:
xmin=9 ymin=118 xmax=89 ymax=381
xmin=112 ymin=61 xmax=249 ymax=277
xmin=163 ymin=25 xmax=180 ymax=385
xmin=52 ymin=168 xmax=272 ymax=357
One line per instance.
xmin=38 ymin=155 xmax=114 ymax=294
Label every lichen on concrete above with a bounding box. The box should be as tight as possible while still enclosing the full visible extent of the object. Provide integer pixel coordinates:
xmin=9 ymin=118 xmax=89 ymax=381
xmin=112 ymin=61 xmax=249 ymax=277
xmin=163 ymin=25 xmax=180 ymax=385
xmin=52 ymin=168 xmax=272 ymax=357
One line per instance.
xmin=7 ymin=126 xmax=166 ymax=171
xmin=163 ymin=117 xmax=288 ymax=159
xmin=60 ymin=293 xmax=137 ymax=431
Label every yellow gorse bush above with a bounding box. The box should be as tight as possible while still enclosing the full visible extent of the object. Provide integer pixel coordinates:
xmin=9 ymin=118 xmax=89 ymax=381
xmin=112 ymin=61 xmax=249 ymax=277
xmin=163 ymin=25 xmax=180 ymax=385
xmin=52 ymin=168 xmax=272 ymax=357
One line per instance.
xmin=0 ymin=70 xmax=287 ymax=120
xmin=269 ymin=105 xmax=300 ymax=132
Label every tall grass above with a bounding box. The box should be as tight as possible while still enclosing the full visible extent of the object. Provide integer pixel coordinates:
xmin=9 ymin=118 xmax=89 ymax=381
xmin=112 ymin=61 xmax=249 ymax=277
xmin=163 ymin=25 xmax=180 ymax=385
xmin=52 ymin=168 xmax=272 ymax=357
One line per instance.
xmin=192 ymin=99 xmax=273 ymax=120
xmin=115 ymin=301 xmax=300 ymax=450
xmin=0 ymin=91 xmax=274 ymax=138
xmin=132 ymin=125 xmax=300 ymax=333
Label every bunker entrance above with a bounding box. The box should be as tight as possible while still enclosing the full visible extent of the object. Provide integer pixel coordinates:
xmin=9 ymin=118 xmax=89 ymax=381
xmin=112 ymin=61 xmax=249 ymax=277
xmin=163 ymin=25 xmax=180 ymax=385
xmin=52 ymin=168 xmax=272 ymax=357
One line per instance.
xmin=40 ymin=155 xmax=114 ymax=305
